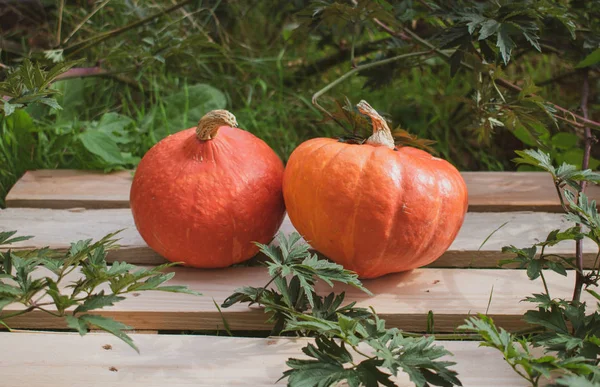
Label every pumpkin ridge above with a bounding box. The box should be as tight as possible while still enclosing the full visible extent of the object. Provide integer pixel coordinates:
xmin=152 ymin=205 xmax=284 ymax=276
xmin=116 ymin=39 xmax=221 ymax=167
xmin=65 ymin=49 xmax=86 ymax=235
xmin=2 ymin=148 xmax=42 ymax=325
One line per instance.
xmin=367 ymin=147 xmax=405 ymax=277
xmin=320 ymin=143 xmax=366 ymax=264
xmin=309 ymin=141 xmax=345 ymax=240
xmin=407 ymin=165 xmax=445 ymax=268
xmin=348 ymin=146 xmax=380 ymax=273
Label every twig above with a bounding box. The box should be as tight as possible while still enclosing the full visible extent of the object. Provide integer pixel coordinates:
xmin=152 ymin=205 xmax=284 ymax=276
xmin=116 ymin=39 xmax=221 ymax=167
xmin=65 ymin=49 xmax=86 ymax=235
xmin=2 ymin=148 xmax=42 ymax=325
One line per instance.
xmin=63 ymin=0 xmax=112 ymax=44
xmin=65 ymin=0 xmax=196 ymax=57
xmin=573 ymin=70 xmax=593 ymax=303
xmin=373 ymin=19 xmax=600 ymax=130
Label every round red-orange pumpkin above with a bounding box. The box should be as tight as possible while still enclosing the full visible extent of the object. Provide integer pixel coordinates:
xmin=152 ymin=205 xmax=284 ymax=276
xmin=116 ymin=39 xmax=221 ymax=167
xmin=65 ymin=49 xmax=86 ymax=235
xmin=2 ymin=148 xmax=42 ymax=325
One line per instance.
xmin=130 ymin=110 xmax=286 ymax=268
xmin=283 ymin=101 xmax=468 ymax=279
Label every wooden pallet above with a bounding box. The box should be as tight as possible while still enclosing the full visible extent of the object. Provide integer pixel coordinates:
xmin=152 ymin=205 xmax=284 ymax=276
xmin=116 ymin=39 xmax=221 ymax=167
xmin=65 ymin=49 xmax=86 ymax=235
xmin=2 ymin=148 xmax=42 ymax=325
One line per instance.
xmin=1 ymin=169 xmax=598 ymax=386
xmin=0 ymin=332 xmax=530 ymax=386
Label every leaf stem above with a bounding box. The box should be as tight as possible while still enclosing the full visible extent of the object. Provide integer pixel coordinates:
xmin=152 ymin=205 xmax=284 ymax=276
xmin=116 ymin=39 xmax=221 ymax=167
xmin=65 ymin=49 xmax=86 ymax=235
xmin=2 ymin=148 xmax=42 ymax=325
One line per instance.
xmin=553 ymin=181 xmax=570 ymax=213
xmin=539 ymin=246 xmax=551 ymax=298
xmin=573 ymin=70 xmax=592 ymax=303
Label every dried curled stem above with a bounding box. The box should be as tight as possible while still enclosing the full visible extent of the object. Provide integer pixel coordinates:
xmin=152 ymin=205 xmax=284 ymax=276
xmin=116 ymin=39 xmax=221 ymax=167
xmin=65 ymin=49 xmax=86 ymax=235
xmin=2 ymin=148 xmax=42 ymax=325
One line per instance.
xmin=356 ymin=100 xmax=395 ymax=149
xmin=196 ymin=110 xmax=238 ymax=140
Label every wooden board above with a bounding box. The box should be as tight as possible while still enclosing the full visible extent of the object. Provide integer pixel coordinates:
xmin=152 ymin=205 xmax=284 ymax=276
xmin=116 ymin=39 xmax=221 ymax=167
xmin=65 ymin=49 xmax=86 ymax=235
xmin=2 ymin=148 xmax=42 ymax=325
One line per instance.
xmin=1 ymin=266 xmax=595 ymax=332
xmin=7 ymin=169 xmax=599 ymax=212
xmin=0 ymin=332 xmax=529 ymax=387
xmin=1 ymin=208 xmax=597 ymax=268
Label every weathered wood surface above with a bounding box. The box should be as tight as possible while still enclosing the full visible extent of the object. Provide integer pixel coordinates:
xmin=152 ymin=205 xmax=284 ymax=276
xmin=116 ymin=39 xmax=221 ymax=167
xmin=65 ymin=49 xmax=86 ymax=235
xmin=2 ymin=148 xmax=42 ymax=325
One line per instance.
xmin=2 ymin=266 xmax=594 ymax=332
xmin=7 ymin=169 xmax=599 ymax=212
xmin=0 ymin=332 xmax=528 ymax=386
xmin=1 ymin=208 xmax=596 ymax=268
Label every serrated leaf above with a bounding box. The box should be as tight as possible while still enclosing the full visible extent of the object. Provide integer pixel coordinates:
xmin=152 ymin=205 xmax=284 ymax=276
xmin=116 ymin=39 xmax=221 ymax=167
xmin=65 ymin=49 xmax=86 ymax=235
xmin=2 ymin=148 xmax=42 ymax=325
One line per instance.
xmin=74 ymin=291 xmax=125 ymax=314
xmin=80 ymin=314 xmax=138 ymax=352
xmin=155 ymin=285 xmax=202 ymax=295
xmin=496 ymin=24 xmax=516 ymax=65
xmin=65 ymin=315 xmax=89 ymax=335
xmin=0 ymin=231 xmax=34 ymax=246
xmin=38 ymin=98 xmax=62 ymax=110
xmin=478 ymin=19 xmax=499 ymax=40
xmin=0 ymin=283 xmax=22 ymax=296
xmin=524 ymin=307 xmax=568 ymax=334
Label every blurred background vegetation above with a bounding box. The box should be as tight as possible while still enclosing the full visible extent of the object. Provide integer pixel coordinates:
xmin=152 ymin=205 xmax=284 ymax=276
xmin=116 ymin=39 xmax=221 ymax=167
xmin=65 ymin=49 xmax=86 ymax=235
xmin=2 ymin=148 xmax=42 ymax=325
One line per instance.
xmin=0 ymin=0 xmax=598 ymax=206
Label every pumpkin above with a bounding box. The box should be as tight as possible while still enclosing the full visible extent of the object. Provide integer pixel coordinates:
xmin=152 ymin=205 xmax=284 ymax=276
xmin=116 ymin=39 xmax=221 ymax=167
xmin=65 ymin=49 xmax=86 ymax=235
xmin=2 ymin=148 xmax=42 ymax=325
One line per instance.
xmin=130 ymin=110 xmax=286 ymax=268
xmin=282 ymin=101 xmax=468 ymax=279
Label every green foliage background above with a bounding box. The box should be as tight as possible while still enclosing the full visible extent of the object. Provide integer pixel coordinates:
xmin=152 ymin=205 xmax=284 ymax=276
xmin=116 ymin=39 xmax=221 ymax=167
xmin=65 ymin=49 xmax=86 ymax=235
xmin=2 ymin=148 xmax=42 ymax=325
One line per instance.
xmin=0 ymin=0 xmax=599 ymax=206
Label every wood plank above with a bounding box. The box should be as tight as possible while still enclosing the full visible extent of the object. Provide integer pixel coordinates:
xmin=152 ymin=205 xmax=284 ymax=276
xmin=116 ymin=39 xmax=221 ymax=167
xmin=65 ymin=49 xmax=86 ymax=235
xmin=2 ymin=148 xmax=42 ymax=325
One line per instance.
xmin=0 ymin=332 xmax=528 ymax=387
xmin=1 ymin=208 xmax=597 ymax=268
xmin=7 ymin=169 xmax=599 ymax=212
xmin=1 ymin=266 xmax=596 ymax=332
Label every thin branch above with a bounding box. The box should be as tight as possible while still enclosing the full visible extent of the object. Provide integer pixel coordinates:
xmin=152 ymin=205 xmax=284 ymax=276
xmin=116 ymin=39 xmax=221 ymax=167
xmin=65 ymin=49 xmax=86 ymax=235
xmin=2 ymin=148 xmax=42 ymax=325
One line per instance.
xmin=373 ymin=20 xmax=600 ymax=130
xmin=65 ymin=0 xmax=196 ymax=57
xmin=63 ymin=0 xmax=112 ymax=44
xmin=573 ymin=70 xmax=592 ymax=303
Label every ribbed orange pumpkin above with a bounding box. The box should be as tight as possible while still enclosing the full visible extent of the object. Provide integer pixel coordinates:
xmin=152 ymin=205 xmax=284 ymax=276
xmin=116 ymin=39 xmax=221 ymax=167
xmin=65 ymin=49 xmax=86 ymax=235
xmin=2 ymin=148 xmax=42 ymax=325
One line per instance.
xmin=283 ymin=101 xmax=468 ymax=278
xmin=130 ymin=110 xmax=286 ymax=268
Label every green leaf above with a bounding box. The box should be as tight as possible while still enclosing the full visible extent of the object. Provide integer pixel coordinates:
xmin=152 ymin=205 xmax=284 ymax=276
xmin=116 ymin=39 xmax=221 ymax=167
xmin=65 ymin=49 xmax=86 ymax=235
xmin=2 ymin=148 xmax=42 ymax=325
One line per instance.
xmin=3 ymin=101 xmax=23 ymax=116
xmin=94 ymin=113 xmax=135 ymax=145
xmin=154 ymin=285 xmax=202 ymax=295
xmin=523 ymin=293 xmax=553 ymax=309
xmin=576 ymin=48 xmax=600 ymax=69
xmin=513 ymin=149 xmax=555 ymax=176
xmin=80 ymin=314 xmax=138 ymax=352
xmin=587 ymin=289 xmax=600 ymax=302
xmin=0 ymin=231 xmax=33 ymax=246
xmin=478 ymin=20 xmax=500 ymax=40
xmin=526 ymin=258 xmax=542 ymax=280
xmin=79 ymin=130 xmax=125 ymax=165
xmin=65 ymin=315 xmax=89 ymax=335
xmin=0 ymin=283 xmax=21 ymax=296
xmin=38 ymin=98 xmax=62 ymax=110
xmin=127 ymin=272 xmax=175 ymax=291
xmin=524 ymin=307 xmax=569 ymax=334
xmin=551 ymin=133 xmax=579 ymax=150
xmin=554 ymin=374 xmax=600 ymax=387
xmin=496 ymin=24 xmax=516 ymax=65
xmin=74 ymin=291 xmax=125 ymax=314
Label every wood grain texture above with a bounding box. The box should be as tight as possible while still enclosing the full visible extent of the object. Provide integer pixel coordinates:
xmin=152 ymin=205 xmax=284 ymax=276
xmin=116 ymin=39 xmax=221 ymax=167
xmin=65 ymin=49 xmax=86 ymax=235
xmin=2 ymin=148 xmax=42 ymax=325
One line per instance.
xmin=1 ymin=266 xmax=595 ymax=332
xmin=1 ymin=208 xmax=596 ymax=268
xmin=0 ymin=332 xmax=528 ymax=387
xmin=7 ymin=169 xmax=599 ymax=211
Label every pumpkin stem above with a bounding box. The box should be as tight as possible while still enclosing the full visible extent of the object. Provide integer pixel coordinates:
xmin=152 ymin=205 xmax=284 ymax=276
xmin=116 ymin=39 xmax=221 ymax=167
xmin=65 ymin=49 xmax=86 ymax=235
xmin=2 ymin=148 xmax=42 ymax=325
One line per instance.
xmin=196 ymin=110 xmax=238 ymax=140
xmin=356 ymin=100 xmax=395 ymax=149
